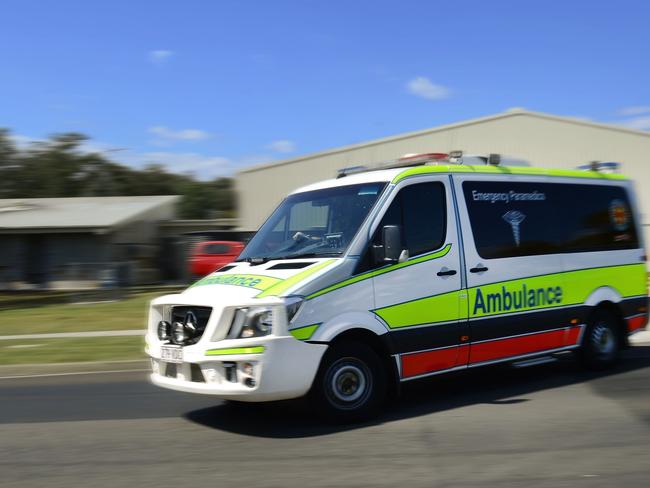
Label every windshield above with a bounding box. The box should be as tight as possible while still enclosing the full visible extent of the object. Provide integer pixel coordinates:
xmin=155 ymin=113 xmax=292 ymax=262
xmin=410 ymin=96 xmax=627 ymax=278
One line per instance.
xmin=238 ymin=182 xmax=386 ymax=261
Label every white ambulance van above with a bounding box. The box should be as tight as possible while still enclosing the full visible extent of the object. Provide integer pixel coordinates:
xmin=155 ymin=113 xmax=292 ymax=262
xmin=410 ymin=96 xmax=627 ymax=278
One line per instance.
xmin=146 ymin=153 xmax=648 ymax=420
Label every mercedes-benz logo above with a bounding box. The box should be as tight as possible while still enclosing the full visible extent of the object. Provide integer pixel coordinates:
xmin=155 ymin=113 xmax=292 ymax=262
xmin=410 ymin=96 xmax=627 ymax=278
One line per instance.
xmin=184 ymin=311 xmax=198 ymax=334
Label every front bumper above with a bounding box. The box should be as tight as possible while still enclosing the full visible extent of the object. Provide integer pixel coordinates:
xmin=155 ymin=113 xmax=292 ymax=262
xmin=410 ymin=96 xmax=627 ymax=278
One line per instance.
xmin=147 ymin=335 xmax=327 ymax=402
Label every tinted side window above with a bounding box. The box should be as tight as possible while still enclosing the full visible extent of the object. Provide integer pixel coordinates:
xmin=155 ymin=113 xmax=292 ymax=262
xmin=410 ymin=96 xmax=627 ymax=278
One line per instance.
xmin=463 ymin=181 xmax=638 ymax=259
xmin=562 ymin=185 xmax=638 ymax=253
xmin=402 ymin=183 xmax=447 ymax=255
xmin=463 ymin=182 xmax=559 ymax=258
xmin=375 ymin=182 xmax=447 ymax=257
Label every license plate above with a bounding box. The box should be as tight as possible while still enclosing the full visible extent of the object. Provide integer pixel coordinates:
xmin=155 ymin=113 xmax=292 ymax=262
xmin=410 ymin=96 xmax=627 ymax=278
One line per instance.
xmin=161 ymin=345 xmax=183 ymax=364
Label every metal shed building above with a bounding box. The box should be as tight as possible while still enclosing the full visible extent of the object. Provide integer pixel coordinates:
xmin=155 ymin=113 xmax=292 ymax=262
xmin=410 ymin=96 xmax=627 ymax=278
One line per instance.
xmin=237 ymin=109 xmax=650 ymax=243
xmin=0 ymin=195 xmax=180 ymax=289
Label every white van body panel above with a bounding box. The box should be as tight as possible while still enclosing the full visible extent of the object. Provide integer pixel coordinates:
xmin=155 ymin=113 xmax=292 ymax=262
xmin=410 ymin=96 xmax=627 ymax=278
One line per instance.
xmin=291 ymin=280 xmax=376 ymax=333
xmin=583 ymin=286 xmax=623 ymax=306
xmin=309 ymin=311 xmax=389 ymax=342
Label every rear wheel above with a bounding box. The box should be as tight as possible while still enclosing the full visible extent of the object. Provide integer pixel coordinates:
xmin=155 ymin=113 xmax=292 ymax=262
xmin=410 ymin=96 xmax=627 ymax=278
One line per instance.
xmin=310 ymin=342 xmax=386 ymax=422
xmin=579 ymin=309 xmax=622 ymax=370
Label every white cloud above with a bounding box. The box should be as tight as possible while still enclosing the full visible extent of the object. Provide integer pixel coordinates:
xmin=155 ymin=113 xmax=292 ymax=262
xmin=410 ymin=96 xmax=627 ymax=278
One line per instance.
xmin=266 ymin=140 xmax=296 ymax=153
xmin=9 ymin=134 xmax=126 ymax=155
xmin=7 ymin=133 xmax=241 ymax=179
xmin=149 ymin=50 xmax=174 ymax=65
xmin=616 ymin=116 xmax=650 ymax=131
xmin=406 ymin=77 xmax=450 ymax=100
xmin=239 ymin=154 xmax=275 ymax=166
xmin=8 ymin=134 xmax=39 ymax=148
xmin=618 ymin=106 xmax=650 ymax=116
xmin=123 ymin=151 xmax=234 ymax=179
xmin=148 ymin=126 xmax=212 ymax=145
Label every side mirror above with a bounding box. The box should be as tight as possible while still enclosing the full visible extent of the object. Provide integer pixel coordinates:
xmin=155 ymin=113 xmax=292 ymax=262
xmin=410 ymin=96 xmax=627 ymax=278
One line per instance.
xmin=372 ymin=225 xmax=406 ymax=264
xmin=383 ymin=225 xmax=402 ymax=262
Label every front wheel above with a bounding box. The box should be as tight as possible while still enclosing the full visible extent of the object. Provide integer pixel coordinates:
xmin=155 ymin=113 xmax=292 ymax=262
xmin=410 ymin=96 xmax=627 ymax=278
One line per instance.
xmin=310 ymin=342 xmax=386 ymax=422
xmin=579 ymin=309 xmax=622 ymax=370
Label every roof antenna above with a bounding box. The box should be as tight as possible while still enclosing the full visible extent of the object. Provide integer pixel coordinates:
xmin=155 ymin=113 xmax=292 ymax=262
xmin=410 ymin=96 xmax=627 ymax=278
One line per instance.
xmin=488 ymin=154 xmax=501 ymax=166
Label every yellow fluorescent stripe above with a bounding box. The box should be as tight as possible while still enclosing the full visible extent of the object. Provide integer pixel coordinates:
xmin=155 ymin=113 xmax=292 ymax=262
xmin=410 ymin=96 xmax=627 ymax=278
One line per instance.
xmin=256 ymin=260 xmax=336 ymax=298
xmin=205 ymin=346 xmax=265 ymax=356
xmin=469 ymin=263 xmax=647 ymax=318
xmin=307 ymin=244 xmax=452 ymax=300
xmin=289 ymin=324 xmax=320 ymax=340
xmin=392 ymin=165 xmax=628 ymax=184
xmin=190 ymin=274 xmax=282 ymax=291
xmin=373 ymin=263 xmax=647 ymax=328
xmin=374 ymin=291 xmax=462 ymax=328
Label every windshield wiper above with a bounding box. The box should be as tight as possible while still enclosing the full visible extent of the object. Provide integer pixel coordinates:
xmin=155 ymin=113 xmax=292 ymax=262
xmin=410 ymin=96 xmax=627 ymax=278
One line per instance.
xmin=243 ymin=257 xmax=270 ymax=265
xmin=240 ymin=251 xmax=342 ymax=264
xmin=276 ymin=251 xmax=343 ymax=260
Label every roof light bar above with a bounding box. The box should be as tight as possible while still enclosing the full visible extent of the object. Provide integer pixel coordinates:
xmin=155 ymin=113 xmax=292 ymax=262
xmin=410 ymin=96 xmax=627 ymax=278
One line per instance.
xmin=336 ymin=165 xmax=369 ymax=178
xmin=397 ymin=152 xmax=449 ymax=165
xmin=335 ymin=151 xmax=534 ymax=177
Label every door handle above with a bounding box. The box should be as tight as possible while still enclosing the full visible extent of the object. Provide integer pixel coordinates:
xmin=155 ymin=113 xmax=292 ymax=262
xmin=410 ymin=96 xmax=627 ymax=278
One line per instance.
xmin=437 ymin=268 xmax=457 ymax=276
xmin=470 ymin=266 xmax=488 ymax=273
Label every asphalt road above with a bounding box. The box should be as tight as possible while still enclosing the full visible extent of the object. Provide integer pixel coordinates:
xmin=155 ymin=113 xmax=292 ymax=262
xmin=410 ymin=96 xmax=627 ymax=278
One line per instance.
xmin=2 ymin=347 xmax=650 ymax=488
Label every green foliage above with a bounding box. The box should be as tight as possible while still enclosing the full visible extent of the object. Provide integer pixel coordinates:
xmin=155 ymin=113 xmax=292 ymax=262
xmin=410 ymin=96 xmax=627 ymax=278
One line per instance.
xmin=0 ymin=129 xmax=235 ymax=219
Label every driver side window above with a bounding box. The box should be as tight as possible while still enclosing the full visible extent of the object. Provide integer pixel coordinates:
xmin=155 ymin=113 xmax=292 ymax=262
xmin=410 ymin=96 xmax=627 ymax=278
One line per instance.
xmin=360 ymin=182 xmax=447 ymax=271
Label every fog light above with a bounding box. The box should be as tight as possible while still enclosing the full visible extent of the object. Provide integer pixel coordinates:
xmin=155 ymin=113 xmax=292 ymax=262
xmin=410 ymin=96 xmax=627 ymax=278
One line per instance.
xmin=157 ymin=321 xmax=171 ymax=341
xmin=245 ymin=377 xmax=256 ymax=388
xmin=172 ymin=321 xmax=186 ymax=344
xmin=204 ymin=368 xmax=219 ymax=383
xmin=242 ymin=362 xmax=254 ymax=376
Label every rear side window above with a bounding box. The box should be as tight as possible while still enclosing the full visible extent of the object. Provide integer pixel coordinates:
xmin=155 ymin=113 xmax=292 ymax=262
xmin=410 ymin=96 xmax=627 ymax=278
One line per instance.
xmin=463 ymin=181 xmax=639 ymax=259
xmin=562 ymin=185 xmax=639 ymax=253
xmin=375 ymin=182 xmax=447 ymax=257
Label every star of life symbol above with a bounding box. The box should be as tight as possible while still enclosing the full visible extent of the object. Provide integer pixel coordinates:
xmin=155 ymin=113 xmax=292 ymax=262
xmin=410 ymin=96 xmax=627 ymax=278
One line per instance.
xmin=609 ymin=199 xmax=629 ymax=231
xmin=502 ymin=210 xmax=526 ymax=246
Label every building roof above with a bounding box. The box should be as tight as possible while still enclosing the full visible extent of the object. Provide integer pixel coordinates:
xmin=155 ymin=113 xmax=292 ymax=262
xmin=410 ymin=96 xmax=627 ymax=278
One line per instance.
xmin=239 ymin=109 xmax=650 ymax=175
xmin=0 ymin=195 xmax=180 ymax=231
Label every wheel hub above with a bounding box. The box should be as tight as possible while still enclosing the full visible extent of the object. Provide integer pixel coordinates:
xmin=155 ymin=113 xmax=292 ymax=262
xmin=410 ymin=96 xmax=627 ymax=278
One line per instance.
xmin=328 ymin=362 xmax=368 ymax=404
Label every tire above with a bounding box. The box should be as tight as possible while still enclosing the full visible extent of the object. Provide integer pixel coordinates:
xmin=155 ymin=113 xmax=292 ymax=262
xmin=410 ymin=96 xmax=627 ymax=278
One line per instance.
xmin=579 ymin=308 xmax=622 ymax=370
xmin=310 ymin=342 xmax=386 ymax=422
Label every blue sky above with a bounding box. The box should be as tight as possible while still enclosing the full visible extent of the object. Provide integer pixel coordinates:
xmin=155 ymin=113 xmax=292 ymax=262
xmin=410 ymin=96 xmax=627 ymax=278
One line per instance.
xmin=1 ymin=0 xmax=649 ymax=178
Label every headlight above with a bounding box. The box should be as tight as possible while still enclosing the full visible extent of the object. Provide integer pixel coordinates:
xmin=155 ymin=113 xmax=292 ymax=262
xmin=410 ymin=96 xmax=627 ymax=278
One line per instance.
xmin=228 ymin=307 xmax=274 ymax=339
xmin=157 ymin=321 xmax=171 ymax=341
xmin=172 ymin=321 xmax=186 ymax=343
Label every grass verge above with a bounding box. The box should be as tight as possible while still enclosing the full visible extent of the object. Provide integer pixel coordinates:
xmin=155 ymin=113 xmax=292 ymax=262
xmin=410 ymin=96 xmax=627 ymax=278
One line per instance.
xmin=0 ymin=336 xmax=146 ymax=365
xmin=0 ymin=291 xmax=169 ymax=335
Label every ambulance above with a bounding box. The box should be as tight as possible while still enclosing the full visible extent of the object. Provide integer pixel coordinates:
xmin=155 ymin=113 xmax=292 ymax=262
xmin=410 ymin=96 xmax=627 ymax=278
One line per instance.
xmin=146 ymin=152 xmax=648 ymax=420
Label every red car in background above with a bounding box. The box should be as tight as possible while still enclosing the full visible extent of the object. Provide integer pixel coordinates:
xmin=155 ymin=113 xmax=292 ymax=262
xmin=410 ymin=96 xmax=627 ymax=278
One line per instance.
xmin=189 ymin=241 xmax=245 ymax=278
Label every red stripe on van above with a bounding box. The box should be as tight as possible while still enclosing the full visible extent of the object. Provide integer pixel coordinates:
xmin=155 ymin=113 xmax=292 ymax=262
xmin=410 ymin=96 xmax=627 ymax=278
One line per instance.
xmin=401 ymin=345 xmax=466 ymax=378
xmin=627 ymin=315 xmax=647 ymax=333
xmin=469 ymin=327 xmax=581 ymax=365
xmin=564 ymin=325 xmax=582 ymax=345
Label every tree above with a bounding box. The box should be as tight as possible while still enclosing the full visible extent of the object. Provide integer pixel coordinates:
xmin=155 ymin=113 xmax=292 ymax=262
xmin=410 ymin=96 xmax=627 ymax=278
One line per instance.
xmin=0 ymin=128 xmax=235 ymax=219
xmin=0 ymin=129 xmax=20 ymax=197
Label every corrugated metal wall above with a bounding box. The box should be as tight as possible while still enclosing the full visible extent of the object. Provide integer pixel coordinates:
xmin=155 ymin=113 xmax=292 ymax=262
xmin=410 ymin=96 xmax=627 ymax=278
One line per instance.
xmin=236 ymin=111 xmax=650 ymax=243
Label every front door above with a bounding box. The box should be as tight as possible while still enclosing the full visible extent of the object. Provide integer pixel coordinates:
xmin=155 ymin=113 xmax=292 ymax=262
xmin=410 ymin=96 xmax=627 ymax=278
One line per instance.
xmin=370 ymin=176 xmax=468 ymax=380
